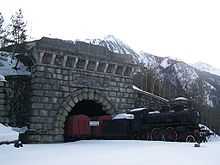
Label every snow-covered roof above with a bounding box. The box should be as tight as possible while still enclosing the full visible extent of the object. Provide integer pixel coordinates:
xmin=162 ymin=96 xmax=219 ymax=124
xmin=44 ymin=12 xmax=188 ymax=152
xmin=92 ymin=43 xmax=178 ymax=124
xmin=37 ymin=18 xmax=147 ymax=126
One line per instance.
xmin=148 ymin=111 xmax=160 ymax=114
xmin=129 ymin=107 xmax=146 ymax=112
xmin=113 ymin=113 xmax=134 ymax=120
xmin=174 ymin=97 xmax=189 ymax=101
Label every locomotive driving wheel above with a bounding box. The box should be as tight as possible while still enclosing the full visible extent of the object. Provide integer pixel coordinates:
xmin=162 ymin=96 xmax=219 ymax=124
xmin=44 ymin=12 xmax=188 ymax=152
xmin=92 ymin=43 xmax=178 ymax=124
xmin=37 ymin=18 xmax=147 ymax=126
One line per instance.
xmin=151 ymin=128 xmax=163 ymax=141
xmin=145 ymin=132 xmax=151 ymax=140
xmin=186 ymin=135 xmax=196 ymax=143
xmin=164 ymin=127 xmax=178 ymax=142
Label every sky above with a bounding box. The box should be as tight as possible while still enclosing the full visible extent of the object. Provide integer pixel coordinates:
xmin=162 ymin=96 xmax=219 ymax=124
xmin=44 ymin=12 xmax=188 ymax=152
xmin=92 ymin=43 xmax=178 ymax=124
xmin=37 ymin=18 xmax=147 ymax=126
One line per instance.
xmin=1 ymin=0 xmax=220 ymax=68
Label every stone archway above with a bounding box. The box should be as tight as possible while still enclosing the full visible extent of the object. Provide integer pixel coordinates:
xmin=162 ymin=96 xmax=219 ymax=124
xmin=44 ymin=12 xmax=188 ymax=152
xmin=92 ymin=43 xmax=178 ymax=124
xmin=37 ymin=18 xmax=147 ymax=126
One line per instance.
xmin=53 ymin=88 xmax=115 ymax=141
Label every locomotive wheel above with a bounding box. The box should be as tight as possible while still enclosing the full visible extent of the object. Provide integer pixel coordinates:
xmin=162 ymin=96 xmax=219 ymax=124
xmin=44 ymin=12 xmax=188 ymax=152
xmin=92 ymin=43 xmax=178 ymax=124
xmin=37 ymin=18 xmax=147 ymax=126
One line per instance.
xmin=132 ymin=132 xmax=140 ymax=140
xmin=186 ymin=135 xmax=196 ymax=143
xmin=165 ymin=127 xmax=178 ymax=142
xmin=145 ymin=132 xmax=150 ymax=140
xmin=151 ymin=128 xmax=162 ymax=141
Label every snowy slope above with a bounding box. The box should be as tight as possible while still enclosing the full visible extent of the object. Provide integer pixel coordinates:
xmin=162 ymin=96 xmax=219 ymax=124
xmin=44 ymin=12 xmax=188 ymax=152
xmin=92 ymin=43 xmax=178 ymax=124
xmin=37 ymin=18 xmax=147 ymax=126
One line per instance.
xmin=137 ymin=54 xmax=217 ymax=107
xmin=138 ymin=51 xmax=161 ymax=69
xmin=193 ymin=62 xmax=220 ymax=76
xmin=0 ymin=51 xmax=30 ymax=76
xmin=172 ymin=62 xmax=199 ymax=89
xmin=1 ymin=140 xmax=220 ymax=165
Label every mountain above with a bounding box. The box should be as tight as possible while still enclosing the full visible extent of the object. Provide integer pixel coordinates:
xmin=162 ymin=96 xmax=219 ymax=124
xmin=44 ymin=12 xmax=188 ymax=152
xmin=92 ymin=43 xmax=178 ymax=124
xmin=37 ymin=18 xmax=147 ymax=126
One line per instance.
xmin=139 ymin=55 xmax=216 ymax=107
xmin=193 ymin=62 xmax=220 ymax=77
xmin=84 ymin=35 xmax=138 ymax=56
xmin=80 ymin=35 xmax=220 ymax=109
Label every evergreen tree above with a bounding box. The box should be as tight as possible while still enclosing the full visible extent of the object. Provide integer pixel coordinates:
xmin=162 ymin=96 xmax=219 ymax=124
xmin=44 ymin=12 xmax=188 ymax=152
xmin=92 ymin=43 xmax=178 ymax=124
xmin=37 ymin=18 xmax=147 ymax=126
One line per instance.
xmin=9 ymin=9 xmax=27 ymax=45
xmin=0 ymin=12 xmax=6 ymax=48
xmin=4 ymin=9 xmax=28 ymax=69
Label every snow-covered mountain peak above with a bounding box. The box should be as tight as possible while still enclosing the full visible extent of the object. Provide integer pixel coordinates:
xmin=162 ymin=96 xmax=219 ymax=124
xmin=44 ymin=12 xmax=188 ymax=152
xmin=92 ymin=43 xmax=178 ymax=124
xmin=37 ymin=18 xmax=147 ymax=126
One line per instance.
xmin=138 ymin=52 xmax=161 ymax=68
xmin=83 ymin=35 xmax=138 ymax=56
xmin=103 ymin=35 xmax=120 ymax=42
xmin=192 ymin=62 xmax=220 ymax=76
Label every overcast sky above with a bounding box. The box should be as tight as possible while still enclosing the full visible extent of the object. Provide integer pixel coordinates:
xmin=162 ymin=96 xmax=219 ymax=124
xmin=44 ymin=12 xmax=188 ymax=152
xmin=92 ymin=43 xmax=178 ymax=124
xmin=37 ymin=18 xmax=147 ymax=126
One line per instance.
xmin=1 ymin=0 xmax=220 ymax=68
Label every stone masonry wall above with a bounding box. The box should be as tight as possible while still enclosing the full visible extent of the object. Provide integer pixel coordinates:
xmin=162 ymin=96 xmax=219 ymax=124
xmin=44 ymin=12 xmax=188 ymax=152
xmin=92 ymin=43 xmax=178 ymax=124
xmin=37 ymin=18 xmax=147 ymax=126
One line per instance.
xmin=6 ymin=75 xmax=31 ymax=127
xmin=0 ymin=81 xmax=10 ymax=124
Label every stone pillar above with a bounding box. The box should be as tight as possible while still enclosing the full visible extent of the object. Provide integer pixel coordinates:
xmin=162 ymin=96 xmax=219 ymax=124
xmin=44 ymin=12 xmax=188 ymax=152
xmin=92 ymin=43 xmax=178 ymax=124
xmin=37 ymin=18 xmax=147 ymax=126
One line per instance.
xmin=0 ymin=80 xmax=10 ymax=124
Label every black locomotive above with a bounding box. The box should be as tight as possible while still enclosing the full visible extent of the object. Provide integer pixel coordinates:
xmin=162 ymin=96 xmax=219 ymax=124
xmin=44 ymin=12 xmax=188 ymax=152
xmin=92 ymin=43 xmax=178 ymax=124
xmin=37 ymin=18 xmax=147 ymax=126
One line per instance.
xmin=102 ymin=97 xmax=200 ymax=142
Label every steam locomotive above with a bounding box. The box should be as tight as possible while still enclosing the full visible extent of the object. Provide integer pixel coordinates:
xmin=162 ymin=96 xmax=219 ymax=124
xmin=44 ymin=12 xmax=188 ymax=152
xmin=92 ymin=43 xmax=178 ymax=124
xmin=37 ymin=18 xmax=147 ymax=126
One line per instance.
xmin=65 ymin=95 xmax=202 ymax=143
xmin=102 ymin=105 xmax=200 ymax=142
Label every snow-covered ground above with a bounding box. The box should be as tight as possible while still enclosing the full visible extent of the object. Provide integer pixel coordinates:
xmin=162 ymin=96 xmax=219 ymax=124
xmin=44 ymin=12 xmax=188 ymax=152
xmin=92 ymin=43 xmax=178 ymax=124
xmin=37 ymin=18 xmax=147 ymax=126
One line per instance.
xmin=0 ymin=140 xmax=220 ymax=165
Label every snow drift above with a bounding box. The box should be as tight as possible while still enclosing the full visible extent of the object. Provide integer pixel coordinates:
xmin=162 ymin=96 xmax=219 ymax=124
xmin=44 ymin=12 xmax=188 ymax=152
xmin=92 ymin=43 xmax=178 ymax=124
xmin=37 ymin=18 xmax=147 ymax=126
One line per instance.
xmin=0 ymin=123 xmax=19 ymax=143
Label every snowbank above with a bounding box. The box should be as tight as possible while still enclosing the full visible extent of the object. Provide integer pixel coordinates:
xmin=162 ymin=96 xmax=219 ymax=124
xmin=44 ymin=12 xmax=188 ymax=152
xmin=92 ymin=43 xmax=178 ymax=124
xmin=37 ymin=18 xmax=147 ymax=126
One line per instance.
xmin=0 ymin=51 xmax=30 ymax=76
xmin=199 ymin=124 xmax=220 ymax=142
xmin=0 ymin=123 xmax=19 ymax=142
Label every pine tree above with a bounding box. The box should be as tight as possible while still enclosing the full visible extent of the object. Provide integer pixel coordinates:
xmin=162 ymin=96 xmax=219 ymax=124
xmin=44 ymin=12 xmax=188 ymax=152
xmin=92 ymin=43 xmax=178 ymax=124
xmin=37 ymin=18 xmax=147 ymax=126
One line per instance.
xmin=10 ymin=9 xmax=27 ymax=45
xmin=0 ymin=12 xmax=6 ymax=48
xmin=6 ymin=9 xmax=28 ymax=69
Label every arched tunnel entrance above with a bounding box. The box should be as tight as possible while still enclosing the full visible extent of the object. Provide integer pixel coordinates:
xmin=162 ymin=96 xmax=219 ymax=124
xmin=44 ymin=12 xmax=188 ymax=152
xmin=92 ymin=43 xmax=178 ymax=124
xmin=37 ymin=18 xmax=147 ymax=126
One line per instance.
xmin=69 ymin=100 xmax=107 ymax=117
xmin=64 ymin=99 xmax=111 ymax=141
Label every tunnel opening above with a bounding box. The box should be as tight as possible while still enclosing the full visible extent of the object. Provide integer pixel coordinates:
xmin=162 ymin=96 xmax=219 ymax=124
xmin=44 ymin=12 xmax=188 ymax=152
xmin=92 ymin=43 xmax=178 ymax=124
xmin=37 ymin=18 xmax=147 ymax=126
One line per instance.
xmin=69 ymin=100 xmax=107 ymax=117
xmin=64 ymin=100 xmax=110 ymax=141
